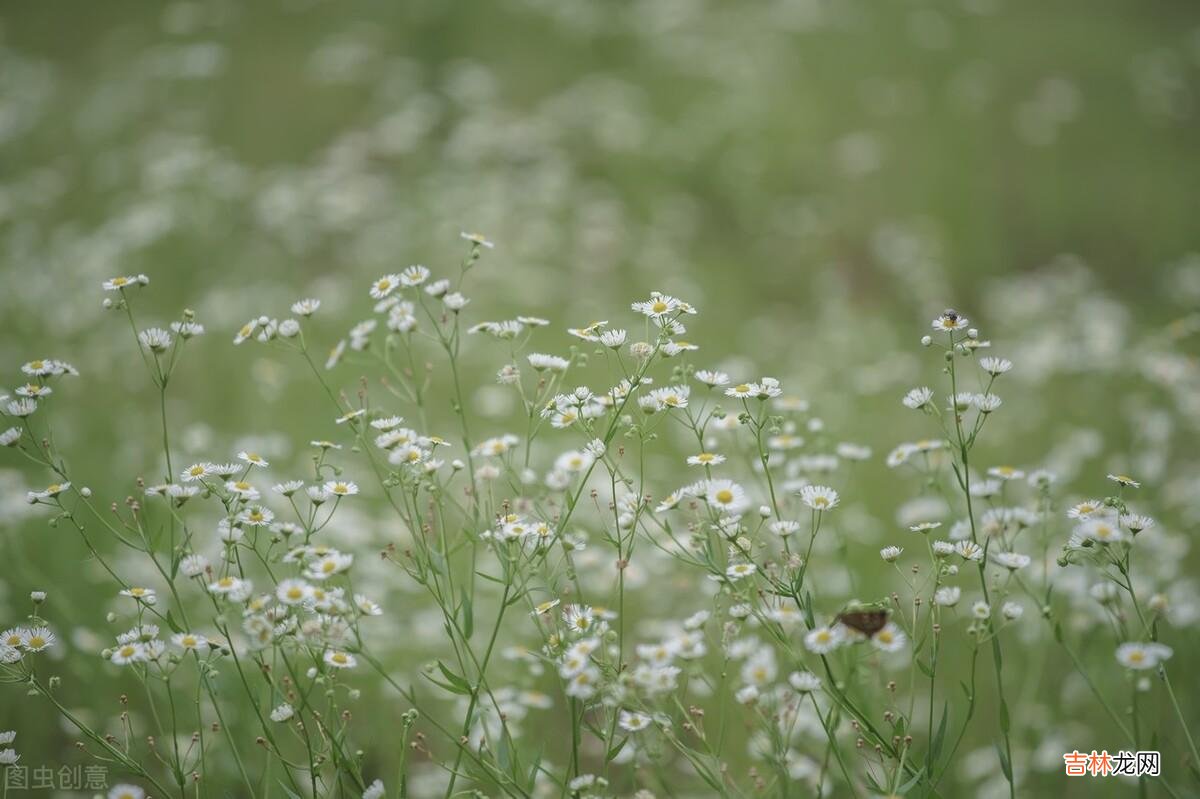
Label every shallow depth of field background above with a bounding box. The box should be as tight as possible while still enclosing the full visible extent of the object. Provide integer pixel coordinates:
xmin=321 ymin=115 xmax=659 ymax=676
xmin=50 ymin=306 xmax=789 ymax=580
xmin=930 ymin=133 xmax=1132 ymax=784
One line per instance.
xmin=2 ymin=1 xmax=1199 ymax=796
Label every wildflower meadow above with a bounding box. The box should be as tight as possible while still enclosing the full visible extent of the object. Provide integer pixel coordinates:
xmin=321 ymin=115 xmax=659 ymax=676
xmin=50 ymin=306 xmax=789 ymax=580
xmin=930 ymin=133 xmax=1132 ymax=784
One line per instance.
xmin=2 ymin=3 xmax=1199 ymax=799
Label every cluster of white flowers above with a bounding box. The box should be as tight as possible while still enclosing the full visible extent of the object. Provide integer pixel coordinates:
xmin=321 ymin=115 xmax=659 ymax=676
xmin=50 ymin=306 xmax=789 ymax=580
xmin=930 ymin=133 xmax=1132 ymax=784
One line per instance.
xmin=0 ymin=262 xmax=1194 ymax=799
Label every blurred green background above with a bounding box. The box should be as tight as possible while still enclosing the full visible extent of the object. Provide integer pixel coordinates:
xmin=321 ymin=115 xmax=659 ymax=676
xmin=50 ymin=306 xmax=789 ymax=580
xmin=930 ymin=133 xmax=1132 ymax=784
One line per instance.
xmin=2 ymin=0 xmax=1199 ymax=795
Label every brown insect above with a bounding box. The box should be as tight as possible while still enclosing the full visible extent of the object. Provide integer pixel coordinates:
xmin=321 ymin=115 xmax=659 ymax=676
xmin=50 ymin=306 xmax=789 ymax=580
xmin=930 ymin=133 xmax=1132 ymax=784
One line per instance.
xmin=836 ymin=609 xmax=890 ymax=637
xmin=942 ymin=308 xmax=959 ymax=323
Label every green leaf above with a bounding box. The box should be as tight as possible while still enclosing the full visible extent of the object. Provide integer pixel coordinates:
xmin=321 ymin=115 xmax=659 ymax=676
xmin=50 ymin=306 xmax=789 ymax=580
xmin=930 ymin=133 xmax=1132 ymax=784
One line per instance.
xmin=526 ymin=746 xmax=544 ymax=792
xmin=436 ymin=661 xmax=473 ymax=694
xmin=475 ymin=570 xmax=506 ymax=585
xmin=165 ymin=609 xmax=184 ymax=635
xmin=606 ymin=737 xmax=629 ymax=761
xmin=916 ymin=658 xmax=934 ymax=678
xmin=995 ymin=741 xmax=1012 ymax=781
xmin=999 ymin=698 xmax=1011 ymax=735
xmin=930 ymin=702 xmax=949 ymax=763
xmin=460 ymin=588 xmax=474 ymax=639
xmin=278 ymin=781 xmax=303 ymax=799
xmin=895 ymin=765 xmax=926 ymax=795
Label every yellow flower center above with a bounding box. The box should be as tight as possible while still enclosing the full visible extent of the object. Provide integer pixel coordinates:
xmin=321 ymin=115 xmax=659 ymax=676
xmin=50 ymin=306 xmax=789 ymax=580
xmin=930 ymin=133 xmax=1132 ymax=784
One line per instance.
xmin=716 ymin=490 xmax=734 ymax=504
xmin=652 ymin=300 xmax=668 ymax=313
xmin=28 ymin=636 xmax=44 ymax=648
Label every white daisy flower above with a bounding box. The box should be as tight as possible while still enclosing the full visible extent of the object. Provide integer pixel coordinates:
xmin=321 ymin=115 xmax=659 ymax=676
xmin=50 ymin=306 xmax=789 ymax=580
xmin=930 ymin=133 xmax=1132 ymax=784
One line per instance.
xmin=934 ymin=586 xmax=961 ymax=606
xmin=799 ymin=485 xmax=839 ymax=511
xmin=804 ymin=625 xmax=844 ymax=654
xmin=992 ymin=552 xmax=1031 ymax=570
xmin=1115 ymin=642 xmax=1172 ymax=670
xmin=931 ymin=311 xmax=968 ymax=331
xmin=872 ymin=623 xmax=907 ymax=653
xmin=725 ymin=563 xmax=757 ymax=580
xmin=400 ymin=264 xmax=430 ymax=286
xmin=370 ymin=274 xmax=401 ymax=299
xmin=618 ymin=710 xmax=652 ymax=732
xmin=979 ymin=357 xmax=1013 ymax=375
xmin=706 ymin=479 xmax=749 ymax=515
xmin=460 ymin=231 xmax=494 ymax=249
xmin=323 ymin=650 xmax=358 ymax=669
xmin=171 ymin=632 xmax=209 ymax=652
xmin=902 ymin=387 xmax=934 ymax=409
xmin=324 ymin=480 xmax=358 ymax=497
xmin=528 ymin=353 xmax=569 ymax=372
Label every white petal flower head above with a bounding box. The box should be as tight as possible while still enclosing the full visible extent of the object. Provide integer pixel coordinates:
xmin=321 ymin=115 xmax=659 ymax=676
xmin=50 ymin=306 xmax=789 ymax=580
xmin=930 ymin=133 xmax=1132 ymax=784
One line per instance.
xmin=7 ymin=398 xmax=38 ymax=417
xmin=979 ymin=357 xmax=1013 ymax=376
xmin=400 ymin=264 xmax=430 ymax=286
xmin=706 ymin=479 xmax=749 ymax=515
xmin=363 ymin=779 xmax=386 ymax=799
xmin=291 ymin=298 xmax=321 ymax=316
xmin=934 ymin=586 xmax=961 ymax=607
xmin=460 ymin=231 xmax=495 ymax=249
xmin=370 ymin=274 xmax=401 ymax=299
xmin=632 ymin=292 xmax=686 ymax=319
xmin=902 ymin=387 xmax=934 ymax=409
xmin=694 ymin=369 xmax=730 ymax=387
xmin=238 ymin=451 xmax=269 ymax=468
xmin=955 ymin=540 xmax=983 ymax=562
xmin=725 ymin=562 xmax=757 ymax=581
xmin=323 ymin=650 xmax=358 ymax=669
xmin=1115 ymin=642 xmax=1173 ymax=670
xmin=171 ymin=632 xmax=209 ymax=652
xmin=21 ymin=626 xmax=55 ymax=652
xmin=1079 ymin=518 xmax=1123 ymax=544
xmin=324 ymin=480 xmax=359 ymax=497
xmin=270 ymin=703 xmax=295 ymax=722
xmin=799 ymin=485 xmax=839 ymax=512
xmin=108 ymin=785 xmax=146 ymax=799
xmin=618 ymin=710 xmax=652 ymax=732
xmin=599 ymin=329 xmax=627 ymax=348
xmin=932 ymin=310 xmax=968 ymax=332
xmin=971 ymin=601 xmax=991 ymax=619
xmin=992 ymin=552 xmax=1031 ymax=570
xmin=789 ymin=670 xmax=822 ymax=693
xmin=103 ymin=275 xmax=147 ymax=291
xmin=138 ymin=328 xmax=172 ymax=353
xmin=528 ymin=353 xmax=569 ymax=372
xmin=880 ymin=546 xmax=903 ymax=562
xmin=804 ymin=625 xmax=844 ymax=654
xmin=871 ymin=622 xmax=907 ymax=653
